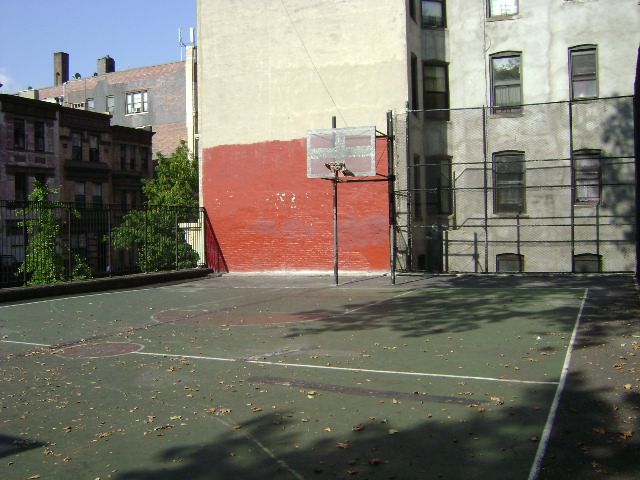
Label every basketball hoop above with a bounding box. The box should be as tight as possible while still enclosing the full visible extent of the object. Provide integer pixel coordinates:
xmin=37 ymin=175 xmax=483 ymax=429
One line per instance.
xmin=325 ymin=161 xmax=347 ymax=176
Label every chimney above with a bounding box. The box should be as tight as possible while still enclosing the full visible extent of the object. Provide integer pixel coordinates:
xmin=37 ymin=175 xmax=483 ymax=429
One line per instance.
xmin=97 ymin=55 xmax=115 ymax=75
xmin=54 ymin=52 xmax=69 ymax=86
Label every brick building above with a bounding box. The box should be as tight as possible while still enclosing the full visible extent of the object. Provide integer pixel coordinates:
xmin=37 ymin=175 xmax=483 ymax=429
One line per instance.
xmin=28 ymin=49 xmax=197 ymax=161
xmin=0 ymin=93 xmax=153 ymax=264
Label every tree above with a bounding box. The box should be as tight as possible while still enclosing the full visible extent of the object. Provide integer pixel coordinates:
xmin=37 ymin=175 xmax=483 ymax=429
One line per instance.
xmin=18 ymin=181 xmax=92 ymax=285
xmin=111 ymin=142 xmax=200 ymax=272
xmin=143 ymin=140 xmax=198 ymax=207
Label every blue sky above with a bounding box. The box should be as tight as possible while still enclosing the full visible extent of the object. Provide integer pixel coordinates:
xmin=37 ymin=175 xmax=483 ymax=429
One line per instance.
xmin=0 ymin=0 xmax=196 ymax=93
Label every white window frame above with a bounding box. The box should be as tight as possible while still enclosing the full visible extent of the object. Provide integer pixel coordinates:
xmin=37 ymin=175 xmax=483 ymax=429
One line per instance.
xmin=126 ymin=90 xmax=149 ymax=114
xmin=488 ymin=0 xmax=518 ymax=17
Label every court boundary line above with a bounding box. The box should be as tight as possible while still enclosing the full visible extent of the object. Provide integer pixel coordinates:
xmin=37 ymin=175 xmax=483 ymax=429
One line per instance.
xmin=1 ymin=340 xmax=559 ymax=386
xmin=527 ymin=287 xmax=588 ymax=480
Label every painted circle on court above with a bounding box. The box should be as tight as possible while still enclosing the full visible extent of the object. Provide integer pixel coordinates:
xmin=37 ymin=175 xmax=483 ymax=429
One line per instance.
xmin=55 ymin=342 xmax=143 ymax=359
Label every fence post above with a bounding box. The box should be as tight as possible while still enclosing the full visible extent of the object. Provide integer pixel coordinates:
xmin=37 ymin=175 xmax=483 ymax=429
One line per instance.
xmin=107 ymin=207 xmax=112 ymax=277
xmin=482 ymin=106 xmax=489 ymax=273
xmin=67 ymin=207 xmax=72 ymax=281
xmin=144 ymin=208 xmax=148 ymax=273
xmin=175 ymin=209 xmax=179 ymax=270
xmin=22 ymin=204 xmax=28 ymax=286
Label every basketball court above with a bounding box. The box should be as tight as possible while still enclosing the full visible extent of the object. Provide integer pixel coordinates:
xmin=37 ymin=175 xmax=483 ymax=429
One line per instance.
xmin=2 ymin=274 xmax=634 ymax=479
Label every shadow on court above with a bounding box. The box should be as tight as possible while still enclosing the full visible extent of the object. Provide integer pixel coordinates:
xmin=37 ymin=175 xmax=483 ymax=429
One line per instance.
xmin=0 ymin=274 xmax=638 ymax=479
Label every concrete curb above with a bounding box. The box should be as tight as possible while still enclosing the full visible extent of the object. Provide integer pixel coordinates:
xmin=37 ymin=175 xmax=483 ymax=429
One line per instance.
xmin=0 ymin=268 xmax=217 ymax=303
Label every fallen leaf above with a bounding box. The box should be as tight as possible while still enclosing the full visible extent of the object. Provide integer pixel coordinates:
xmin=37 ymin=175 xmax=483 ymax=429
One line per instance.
xmin=368 ymin=458 xmax=383 ymax=466
xmin=388 ymin=429 xmax=399 ymax=435
xmin=352 ymin=424 xmax=365 ymax=432
xmin=593 ymin=427 xmax=606 ymax=435
xmin=337 ymin=442 xmax=350 ymax=449
xmin=623 ymin=384 xmax=632 ymax=390
xmin=620 ymin=430 xmax=634 ymax=439
xmin=251 ymin=406 xmax=262 ymax=413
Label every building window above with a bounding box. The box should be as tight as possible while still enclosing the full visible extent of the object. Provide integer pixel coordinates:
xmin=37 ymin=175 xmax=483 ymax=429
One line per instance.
xmin=129 ymin=146 xmax=136 ymax=170
xmin=574 ymin=149 xmax=600 ymax=204
xmin=570 ymin=46 xmax=597 ymax=100
xmin=422 ymin=0 xmax=445 ymax=27
xmin=74 ymin=182 xmax=86 ymax=206
xmin=574 ymin=253 xmax=601 ymax=273
xmin=13 ymin=119 xmax=25 ymax=150
xmin=423 ymin=61 xmax=449 ymax=118
xmin=140 ymin=147 xmax=149 ymax=172
xmin=92 ymin=183 xmax=103 ymax=207
xmin=496 ymin=253 xmax=524 ymax=272
xmin=126 ymin=90 xmax=148 ymax=114
xmin=488 ymin=0 xmax=518 ymax=17
xmin=34 ymin=121 xmax=45 ymax=152
xmin=493 ymin=151 xmax=525 ymax=214
xmin=439 ymin=157 xmax=452 ymax=215
xmin=72 ymin=133 xmax=82 ymax=161
xmin=106 ymin=95 xmax=115 ymax=114
xmin=426 ymin=156 xmax=453 ymax=215
xmin=86 ymin=98 xmax=95 ymax=110
xmin=89 ymin=135 xmax=100 ymax=162
xmin=491 ymin=53 xmax=522 ymax=113
xmin=14 ymin=173 xmax=27 ymax=202
xmin=75 ymin=182 xmax=86 ymax=208
xmin=411 ymin=54 xmax=419 ymax=111
xmin=120 ymin=145 xmax=127 ymax=170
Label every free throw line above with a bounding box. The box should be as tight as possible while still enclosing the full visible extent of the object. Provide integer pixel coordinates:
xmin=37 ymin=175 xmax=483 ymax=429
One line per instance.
xmin=1 ymin=339 xmax=558 ymax=385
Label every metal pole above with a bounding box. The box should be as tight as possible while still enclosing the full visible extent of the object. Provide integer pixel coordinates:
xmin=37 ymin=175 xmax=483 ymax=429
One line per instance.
xmin=107 ymin=207 xmax=112 ymax=277
xmin=175 ymin=209 xmax=179 ymax=271
xmin=444 ymin=229 xmax=449 ymax=272
xmin=569 ymin=101 xmax=576 ymax=272
xmin=482 ymin=106 xmax=489 ymax=273
xmin=67 ymin=208 xmax=72 ymax=281
xmin=331 ymin=116 xmax=339 ymax=286
xmin=22 ymin=204 xmax=28 ymax=286
xmin=387 ymin=110 xmax=397 ymax=285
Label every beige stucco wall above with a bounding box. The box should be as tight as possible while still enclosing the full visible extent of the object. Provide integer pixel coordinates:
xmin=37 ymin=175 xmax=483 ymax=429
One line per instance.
xmin=197 ymin=0 xmax=410 ymax=148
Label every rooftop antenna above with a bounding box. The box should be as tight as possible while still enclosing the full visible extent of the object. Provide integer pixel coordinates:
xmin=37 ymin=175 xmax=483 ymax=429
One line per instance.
xmin=179 ymin=27 xmax=196 ymax=61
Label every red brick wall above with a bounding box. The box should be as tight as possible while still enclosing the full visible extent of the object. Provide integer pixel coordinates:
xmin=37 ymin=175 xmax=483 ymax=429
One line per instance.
xmin=202 ymin=137 xmax=390 ymax=272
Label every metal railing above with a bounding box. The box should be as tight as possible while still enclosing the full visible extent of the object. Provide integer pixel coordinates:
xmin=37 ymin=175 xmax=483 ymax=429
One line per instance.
xmin=0 ymin=201 xmax=218 ymax=288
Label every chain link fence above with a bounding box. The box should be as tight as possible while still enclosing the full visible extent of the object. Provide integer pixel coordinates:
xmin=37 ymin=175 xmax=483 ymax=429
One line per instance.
xmin=393 ymin=96 xmax=637 ymax=273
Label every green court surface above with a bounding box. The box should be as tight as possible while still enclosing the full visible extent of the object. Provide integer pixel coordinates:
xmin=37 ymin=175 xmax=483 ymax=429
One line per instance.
xmin=0 ymin=276 xmax=587 ymax=479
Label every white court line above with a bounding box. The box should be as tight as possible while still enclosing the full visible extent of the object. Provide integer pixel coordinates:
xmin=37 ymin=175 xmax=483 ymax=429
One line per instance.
xmin=0 ymin=287 xmax=158 ymax=309
xmin=1 ymin=339 xmax=51 ymax=347
xmin=527 ymin=288 xmax=588 ymax=480
xmin=2 ymin=339 xmax=558 ymax=386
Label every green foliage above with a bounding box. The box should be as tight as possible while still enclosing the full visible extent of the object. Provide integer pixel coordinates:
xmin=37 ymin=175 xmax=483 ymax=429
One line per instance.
xmin=111 ymin=209 xmax=199 ymax=271
xmin=111 ymin=142 xmax=200 ymax=272
xmin=18 ymin=181 xmax=92 ymax=285
xmin=143 ymin=140 xmax=198 ymax=207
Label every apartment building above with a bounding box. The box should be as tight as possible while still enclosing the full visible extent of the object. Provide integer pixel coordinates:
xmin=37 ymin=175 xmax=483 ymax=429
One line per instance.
xmin=406 ymin=0 xmax=639 ymax=273
xmin=0 ymin=93 xmax=153 ymax=267
xmin=196 ymin=0 xmax=639 ymax=273
xmin=27 ymin=49 xmax=198 ymax=161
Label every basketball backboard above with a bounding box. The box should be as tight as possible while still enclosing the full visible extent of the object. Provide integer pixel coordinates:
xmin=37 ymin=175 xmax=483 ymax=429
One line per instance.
xmin=307 ymin=126 xmax=376 ymax=178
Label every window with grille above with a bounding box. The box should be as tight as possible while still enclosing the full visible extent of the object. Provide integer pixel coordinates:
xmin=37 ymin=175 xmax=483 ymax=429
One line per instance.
xmin=493 ymin=151 xmax=525 ymax=214
xmin=573 ymin=150 xmax=600 ymax=204
xmin=574 ymin=253 xmax=601 ymax=273
xmin=570 ymin=46 xmax=597 ymax=100
xmin=422 ymin=0 xmax=445 ymax=27
xmin=75 ymin=182 xmax=86 ymax=208
xmin=423 ymin=62 xmax=449 ymax=119
xmin=488 ymin=0 xmax=518 ymax=17
xmin=491 ymin=53 xmax=522 ymax=113
xmin=496 ymin=253 xmax=524 ymax=272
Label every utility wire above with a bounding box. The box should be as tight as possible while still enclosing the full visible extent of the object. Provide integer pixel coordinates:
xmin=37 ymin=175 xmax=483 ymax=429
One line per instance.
xmin=279 ymin=0 xmax=348 ymax=127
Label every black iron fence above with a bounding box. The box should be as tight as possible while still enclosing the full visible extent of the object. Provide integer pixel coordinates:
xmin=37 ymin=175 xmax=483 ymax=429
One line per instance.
xmin=0 ymin=201 xmax=209 ymax=287
xmin=394 ymin=96 xmax=637 ymax=273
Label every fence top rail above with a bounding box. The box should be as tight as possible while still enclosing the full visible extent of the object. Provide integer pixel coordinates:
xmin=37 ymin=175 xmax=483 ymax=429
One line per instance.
xmin=404 ymin=95 xmax=634 ymax=114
